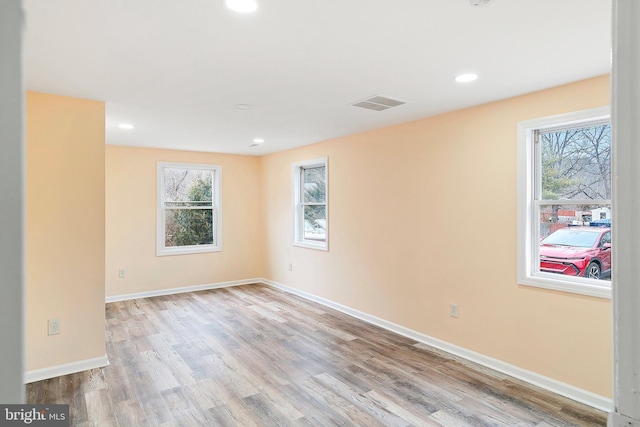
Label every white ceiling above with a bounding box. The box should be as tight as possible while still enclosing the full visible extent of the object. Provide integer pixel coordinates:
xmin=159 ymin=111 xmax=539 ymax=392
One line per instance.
xmin=23 ymin=0 xmax=611 ymax=156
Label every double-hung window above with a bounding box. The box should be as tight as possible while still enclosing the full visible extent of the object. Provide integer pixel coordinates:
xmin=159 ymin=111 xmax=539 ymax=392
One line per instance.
xmin=157 ymin=162 xmax=221 ymax=256
xmin=517 ymin=107 xmax=611 ymax=298
xmin=293 ymin=158 xmax=328 ymax=250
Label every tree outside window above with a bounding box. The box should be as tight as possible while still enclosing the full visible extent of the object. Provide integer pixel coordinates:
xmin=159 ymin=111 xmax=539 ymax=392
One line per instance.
xmin=539 ymin=123 xmax=611 ymax=232
xmin=157 ymin=163 xmax=221 ymax=256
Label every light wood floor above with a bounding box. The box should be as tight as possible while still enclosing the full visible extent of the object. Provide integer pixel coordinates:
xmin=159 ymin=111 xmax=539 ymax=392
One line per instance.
xmin=27 ymin=284 xmax=606 ymax=426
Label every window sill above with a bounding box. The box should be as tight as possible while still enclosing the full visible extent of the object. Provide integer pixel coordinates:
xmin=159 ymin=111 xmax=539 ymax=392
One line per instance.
xmin=157 ymin=245 xmax=221 ymax=257
xmin=293 ymin=240 xmax=328 ymax=251
xmin=518 ymin=274 xmax=611 ymax=299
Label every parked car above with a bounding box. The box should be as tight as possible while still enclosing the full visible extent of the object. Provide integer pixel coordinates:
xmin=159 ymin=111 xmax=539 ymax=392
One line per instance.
xmin=539 ymin=227 xmax=611 ymax=279
xmin=590 ymin=218 xmax=611 ymax=227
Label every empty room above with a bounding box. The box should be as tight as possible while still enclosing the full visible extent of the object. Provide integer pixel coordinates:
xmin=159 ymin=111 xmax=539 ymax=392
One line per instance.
xmin=2 ymin=0 xmax=640 ymax=426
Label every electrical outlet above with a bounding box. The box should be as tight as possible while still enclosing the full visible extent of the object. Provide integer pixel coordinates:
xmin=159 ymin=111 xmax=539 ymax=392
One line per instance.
xmin=288 ymin=263 xmax=293 ymax=272
xmin=118 ymin=268 xmax=126 ymax=278
xmin=450 ymin=304 xmax=459 ymax=319
xmin=48 ymin=319 xmax=61 ymax=336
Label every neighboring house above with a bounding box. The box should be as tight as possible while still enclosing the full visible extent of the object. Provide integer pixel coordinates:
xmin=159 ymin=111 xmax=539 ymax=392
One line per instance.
xmin=591 ymin=207 xmax=612 ymax=221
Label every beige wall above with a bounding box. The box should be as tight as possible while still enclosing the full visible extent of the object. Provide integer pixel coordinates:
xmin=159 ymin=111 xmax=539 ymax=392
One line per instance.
xmin=260 ymin=75 xmax=612 ymax=397
xmin=26 ymin=92 xmax=106 ymax=371
xmin=105 ymin=146 xmax=264 ymax=297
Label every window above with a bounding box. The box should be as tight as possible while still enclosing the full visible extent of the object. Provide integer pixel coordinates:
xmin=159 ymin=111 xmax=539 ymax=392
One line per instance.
xmin=157 ymin=162 xmax=221 ymax=256
xmin=293 ymin=158 xmax=328 ymax=250
xmin=517 ymin=107 xmax=611 ymax=298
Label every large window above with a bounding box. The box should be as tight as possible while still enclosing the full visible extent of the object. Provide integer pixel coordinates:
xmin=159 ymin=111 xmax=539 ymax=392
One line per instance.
xmin=517 ymin=107 xmax=611 ymax=298
xmin=157 ymin=162 xmax=221 ymax=256
xmin=293 ymin=158 xmax=328 ymax=250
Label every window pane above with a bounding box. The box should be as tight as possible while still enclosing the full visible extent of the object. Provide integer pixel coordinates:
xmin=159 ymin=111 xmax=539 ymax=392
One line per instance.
xmin=303 ymin=205 xmax=326 ymax=242
xmin=539 ymin=124 xmax=611 ymax=201
xmin=539 ymin=203 xmax=611 ymax=281
xmin=165 ymin=201 xmax=212 ymax=208
xmin=303 ymin=166 xmax=326 ymax=203
xmin=165 ymin=208 xmax=213 ymax=247
xmin=163 ymin=168 xmax=213 ymax=203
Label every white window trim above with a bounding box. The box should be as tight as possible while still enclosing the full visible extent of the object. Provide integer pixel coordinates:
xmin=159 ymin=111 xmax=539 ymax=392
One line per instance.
xmin=157 ymin=162 xmax=222 ymax=256
xmin=517 ymin=106 xmax=611 ymax=299
xmin=293 ymin=157 xmax=329 ymax=251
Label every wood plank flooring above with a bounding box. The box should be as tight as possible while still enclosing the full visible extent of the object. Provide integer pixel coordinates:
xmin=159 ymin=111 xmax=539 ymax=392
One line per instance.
xmin=26 ymin=284 xmax=607 ymax=426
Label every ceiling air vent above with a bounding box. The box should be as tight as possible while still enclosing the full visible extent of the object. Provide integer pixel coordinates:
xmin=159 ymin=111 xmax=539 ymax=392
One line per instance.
xmin=352 ymin=95 xmax=406 ymax=111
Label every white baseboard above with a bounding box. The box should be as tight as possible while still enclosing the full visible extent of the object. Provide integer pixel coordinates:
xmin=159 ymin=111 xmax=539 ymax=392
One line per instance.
xmin=103 ymin=277 xmax=612 ymax=412
xmin=105 ymin=278 xmax=262 ymax=303
xmin=261 ymin=279 xmax=613 ymax=413
xmin=25 ymin=355 xmax=109 ymax=384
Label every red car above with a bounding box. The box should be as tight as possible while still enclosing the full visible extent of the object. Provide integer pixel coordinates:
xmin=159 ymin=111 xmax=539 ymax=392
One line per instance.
xmin=539 ymin=227 xmax=611 ymax=279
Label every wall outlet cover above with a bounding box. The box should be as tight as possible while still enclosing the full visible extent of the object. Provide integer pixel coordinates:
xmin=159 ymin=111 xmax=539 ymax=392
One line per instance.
xmin=48 ymin=319 xmax=61 ymax=335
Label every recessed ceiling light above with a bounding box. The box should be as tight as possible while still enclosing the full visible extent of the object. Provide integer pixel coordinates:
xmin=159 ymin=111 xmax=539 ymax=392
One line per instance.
xmin=252 ymin=138 xmax=265 ymax=144
xmin=118 ymin=123 xmax=134 ymax=130
xmin=235 ymin=104 xmax=252 ymax=110
xmin=454 ymin=73 xmax=478 ymax=83
xmin=225 ymin=0 xmax=258 ymax=13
